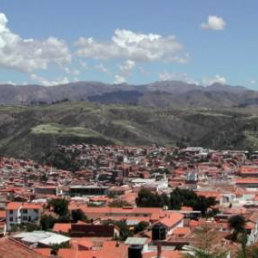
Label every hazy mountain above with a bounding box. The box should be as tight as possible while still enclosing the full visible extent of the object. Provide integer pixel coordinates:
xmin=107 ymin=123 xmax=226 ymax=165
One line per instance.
xmin=0 ymin=81 xmax=257 ymax=109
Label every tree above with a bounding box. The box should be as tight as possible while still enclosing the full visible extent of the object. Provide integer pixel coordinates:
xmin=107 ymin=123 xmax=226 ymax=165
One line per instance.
xmin=114 ymin=220 xmax=133 ymax=241
xmin=109 ymin=199 xmax=132 ymax=208
xmin=134 ymin=221 xmax=149 ymax=234
xmin=44 ymin=149 xmax=82 ymax=172
xmin=40 ymin=214 xmax=56 ymax=231
xmin=136 ymin=188 xmax=169 ymax=208
xmin=193 ymin=196 xmax=216 ymax=215
xmin=48 ymin=198 xmax=69 ymax=217
xmin=237 ymin=231 xmax=248 ymax=258
xmin=10 ymin=222 xmax=40 ymax=232
xmin=170 ymin=188 xmax=216 ymax=215
xmin=71 ymin=209 xmax=87 ymax=223
xmin=40 ymin=173 xmax=48 ymax=183
xmin=104 ymin=220 xmax=133 ymax=241
xmin=50 ymin=242 xmax=70 ymax=256
xmin=185 ymin=246 xmax=228 ymax=258
xmin=23 ymin=222 xmax=41 ymax=232
xmin=238 ymin=242 xmax=258 ymax=258
xmin=228 ymin=215 xmax=246 ymax=241
xmin=185 ymin=225 xmax=228 ymax=258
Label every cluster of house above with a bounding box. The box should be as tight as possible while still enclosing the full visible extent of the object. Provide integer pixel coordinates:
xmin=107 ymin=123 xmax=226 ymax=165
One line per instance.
xmin=0 ymin=145 xmax=258 ymax=257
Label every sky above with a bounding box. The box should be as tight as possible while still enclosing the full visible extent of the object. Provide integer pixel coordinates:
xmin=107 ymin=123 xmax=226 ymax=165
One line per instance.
xmin=0 ymin=0 xmax=258 ymax=88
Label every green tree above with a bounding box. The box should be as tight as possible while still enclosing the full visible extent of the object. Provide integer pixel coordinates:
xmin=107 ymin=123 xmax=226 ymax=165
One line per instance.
xmin=114 ymin=220 xmax=133 ymax=241
xmin=193 ymin=196 xmax=216 ymax=215
xmin=40 ymin=214 xmax=56 ymax=231
xmin=136 ymin=188 xmax=169 ymax=208
xmin=238 ymin=242 xmax=258 ymax=258
xmin=237 ymin=231 xmax=248 ymax=258
xmin=228 ymin=215 xmax=246 ymax=241
xmin=109 ymin=199 xmax=132 ymax=208
xmin=44 ymin=148 xmax=82 ymax=172
xmin=48 ymin=198 xmax=69 ymax=217
xmin=170 ymin=188 xmax=216 ymax=215
xmin=50 ymin=242 xmax=71 ymax=256
xmin=105 ymin=220 xmax=133 ymax=241
xmin=134 ymin=221 xmax=149 ymax=234
xmin=71 ymin=209 xmax=87 ymax=223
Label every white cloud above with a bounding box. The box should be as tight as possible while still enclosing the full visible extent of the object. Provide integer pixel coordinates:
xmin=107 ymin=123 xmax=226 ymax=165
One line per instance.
xmin=79 ymin=61 xmax=89 ymax=70
xmin=159 ymin=72 xmax=227 ymax=86
xmin=95 ymin=63 xmax=109 ymax=73
xmin=114 ymin=74 xmax=126 ymax=84
xmin=200 ymin=15 xmax=226 ymax=31
xmin=119 ymin=60 xmax=135 ymax=76
xmin=64 ymin=67 xmax=71 ymax=74
xmin=203 ymin=75 xmax=227 ymax=85
xmin=0 ymin=80 xmax=16 ymax=85
xmin=72 ymin=69 xmax=80 ymax=76
xmin=0 ymin=13 xmax=71 ymax=73
xmin=30 ymin=74 xmax=69 ymax=86
xmin=75 ymin=29 xmax=189 ymax=63
xmin=158 ymin=71 xmax=199 ymax=84
xmin=111 ymin=60 xmax=136 ymax=84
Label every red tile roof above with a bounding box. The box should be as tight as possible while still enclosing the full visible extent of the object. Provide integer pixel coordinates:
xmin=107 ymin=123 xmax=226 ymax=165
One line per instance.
xmin=53 ymin=223 xmax=71 ymax=233
xmin=143 ymin=250 xmax=182 ymax=258
xmin=6 ymin=202 xmax=42 ymax=210
xmin=189 ymin=220 xmax=199 ymax=228
xmin=0 ymin=237 xmax=44 ymax=258
xmin=35 ymin=248 xmax=51 ymax=257
xmin=235 ymin=178 xmax=258 ymax=184
xmin=158 ymin=213 xmax=184 ymax=228
xmin=6 ymin=203 xmax=22 ymax=210
xmin=58 ymin=241 xmax=128 ymax=258
xmin=172 ymin=227 xmax=191 ymax=236
xmin=0 ymin=210 xmax=6 ymax=218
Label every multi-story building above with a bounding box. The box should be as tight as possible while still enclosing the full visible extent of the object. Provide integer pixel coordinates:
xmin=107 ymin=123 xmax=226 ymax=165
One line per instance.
xmin=6 ymin=202 xmax=43 ymax=231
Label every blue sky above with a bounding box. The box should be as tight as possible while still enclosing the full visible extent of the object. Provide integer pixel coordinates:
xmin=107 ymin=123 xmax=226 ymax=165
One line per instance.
xmin=0 ymin=0 xmax=258 ymax=88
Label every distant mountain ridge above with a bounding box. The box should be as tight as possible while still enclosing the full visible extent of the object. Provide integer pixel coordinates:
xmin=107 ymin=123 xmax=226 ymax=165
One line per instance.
xmin=0 ymin=81 xmax=256 ymax=108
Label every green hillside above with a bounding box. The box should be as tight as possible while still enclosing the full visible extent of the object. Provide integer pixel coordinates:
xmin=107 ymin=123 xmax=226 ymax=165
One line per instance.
xmin=0 ymin=102 xmax=258 ymax=161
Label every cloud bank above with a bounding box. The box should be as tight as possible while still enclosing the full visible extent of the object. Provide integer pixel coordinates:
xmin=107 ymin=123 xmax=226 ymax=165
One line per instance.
xmin=0 ymin=13 xmax=71 ymax=73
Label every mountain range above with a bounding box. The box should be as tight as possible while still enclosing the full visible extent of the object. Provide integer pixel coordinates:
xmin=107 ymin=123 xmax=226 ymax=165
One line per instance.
xmin=0 ymin=81 xmax=258 ymax=109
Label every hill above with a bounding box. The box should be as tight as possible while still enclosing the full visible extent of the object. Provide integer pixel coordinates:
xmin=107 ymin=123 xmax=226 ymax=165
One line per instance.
xmin=0 ymin=102 xmax=258 ymax=161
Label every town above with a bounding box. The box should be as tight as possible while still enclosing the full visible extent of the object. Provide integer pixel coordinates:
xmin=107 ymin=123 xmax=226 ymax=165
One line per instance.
xmin=0 ymin=144 xmax=257 ymax=257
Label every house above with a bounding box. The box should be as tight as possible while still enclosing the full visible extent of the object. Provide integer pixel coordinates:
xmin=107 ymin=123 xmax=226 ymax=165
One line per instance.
xmin=34 ymin=186 xmax=58 ymax=196
xmin=6 ymin=202 xmax=43 ymax=231
xmin=76 ymin=207 xmax=167 ymax=222
xmin=13 ymin=231 xmax=71 ymax=247
xmin=238 ymin=166 xmax=258 ymax=177
xmin=154 ymin=213 xmax=184 ymax=236
xmin=235 ymin=178 xmax=258 ymax=188
xmin=69 ymin=185 xmax=109 ymax=196
xmin=69 ymin=224 xmax=119 ymax=238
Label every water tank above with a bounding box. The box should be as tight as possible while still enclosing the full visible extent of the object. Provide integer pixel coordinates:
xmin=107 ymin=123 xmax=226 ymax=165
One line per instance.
xmin=152 ymin=224 xmax=166 ymax=241
xmin=128 ymin=245 xmax=142 ymax=258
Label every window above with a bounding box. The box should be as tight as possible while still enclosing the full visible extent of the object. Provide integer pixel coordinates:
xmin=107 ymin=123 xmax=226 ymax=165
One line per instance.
xmin=22 ymin=209 xmax=28 ymax=214
xmin=9 ymin=210 xmax=13 ymax=215
xmin=22 ymin=216 xmax=27 ymax=221
xmin=9 ymin=217 xmax=13 ymax=222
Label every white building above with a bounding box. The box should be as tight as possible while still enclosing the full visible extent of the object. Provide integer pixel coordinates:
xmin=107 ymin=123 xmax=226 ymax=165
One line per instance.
xmin=6 ymin=202 xmax=43 ymax=231
xmin=14 ymin=231 xmax=71 ymax=247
